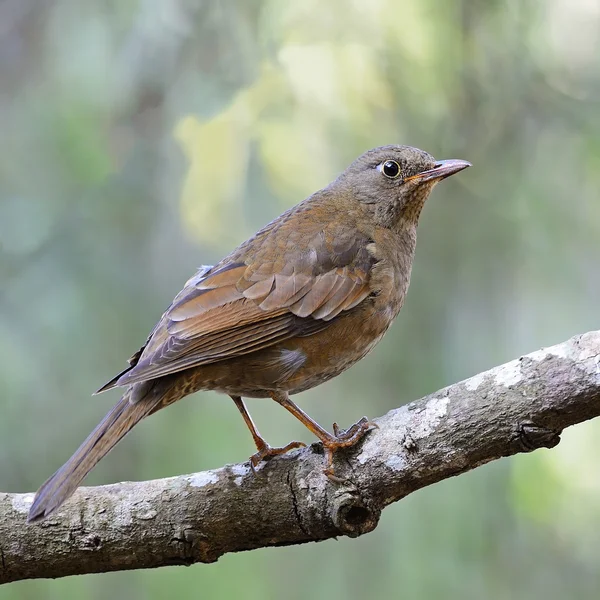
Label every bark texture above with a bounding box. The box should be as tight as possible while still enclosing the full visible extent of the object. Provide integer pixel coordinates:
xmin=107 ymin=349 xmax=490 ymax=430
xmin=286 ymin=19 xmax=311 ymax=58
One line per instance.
xmin=2 ymin=331 xmax=600 ymax=584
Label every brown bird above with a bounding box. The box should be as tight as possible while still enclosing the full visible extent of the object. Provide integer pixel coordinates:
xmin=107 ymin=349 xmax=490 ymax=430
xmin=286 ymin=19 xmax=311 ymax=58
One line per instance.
xmin=28 ymin=145 xmax=470 ymax=522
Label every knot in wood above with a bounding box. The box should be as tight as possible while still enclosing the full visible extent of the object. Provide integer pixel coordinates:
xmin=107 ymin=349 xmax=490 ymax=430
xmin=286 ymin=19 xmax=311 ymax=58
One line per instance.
xmin=330 ymin=490 xmax=379 ymax=538
xmin=518 ymin=422 xmax=562 ymax=451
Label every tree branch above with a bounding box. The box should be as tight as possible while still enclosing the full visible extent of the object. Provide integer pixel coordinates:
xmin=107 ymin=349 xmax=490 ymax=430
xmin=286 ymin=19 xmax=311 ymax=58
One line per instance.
xmin=2 ymin=331 xmax=600 ymax=584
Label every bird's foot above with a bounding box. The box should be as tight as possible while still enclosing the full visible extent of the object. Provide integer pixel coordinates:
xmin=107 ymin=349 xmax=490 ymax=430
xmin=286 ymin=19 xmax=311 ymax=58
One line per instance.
xmin=249 ymin=440 xmax=307 ymax=473
xmin=323 ymin=417 xmax=378 ymax=480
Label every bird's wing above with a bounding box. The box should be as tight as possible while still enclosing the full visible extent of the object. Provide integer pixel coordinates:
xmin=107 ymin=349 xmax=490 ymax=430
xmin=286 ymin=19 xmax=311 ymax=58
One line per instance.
xmin=98 ymin=201 xmax=376 ymax=391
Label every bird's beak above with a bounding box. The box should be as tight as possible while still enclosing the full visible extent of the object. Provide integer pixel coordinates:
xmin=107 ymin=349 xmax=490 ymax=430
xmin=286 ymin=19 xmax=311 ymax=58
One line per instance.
xmin=405 ymin=159 xmax=471 ymax=183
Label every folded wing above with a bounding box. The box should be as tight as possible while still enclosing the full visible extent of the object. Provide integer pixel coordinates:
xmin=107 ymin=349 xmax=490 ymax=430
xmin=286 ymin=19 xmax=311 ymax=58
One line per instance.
xmin=98 ymin=203 xmax=376 ymax=391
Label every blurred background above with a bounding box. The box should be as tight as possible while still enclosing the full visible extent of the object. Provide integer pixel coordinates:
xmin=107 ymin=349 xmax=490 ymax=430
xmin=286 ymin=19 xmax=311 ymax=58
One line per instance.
xmin=1 ymin=0 xmax=600 ymax=598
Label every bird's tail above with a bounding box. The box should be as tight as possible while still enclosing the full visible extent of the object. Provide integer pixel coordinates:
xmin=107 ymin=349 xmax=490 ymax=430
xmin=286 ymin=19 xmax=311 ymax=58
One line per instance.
xmin=28 ymin=386 xmax=164 ymax=522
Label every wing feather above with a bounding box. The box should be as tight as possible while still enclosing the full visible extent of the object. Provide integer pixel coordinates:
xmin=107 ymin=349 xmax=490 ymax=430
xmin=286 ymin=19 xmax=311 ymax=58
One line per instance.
xmin=99 ymin=203 xmax=377 ymax=392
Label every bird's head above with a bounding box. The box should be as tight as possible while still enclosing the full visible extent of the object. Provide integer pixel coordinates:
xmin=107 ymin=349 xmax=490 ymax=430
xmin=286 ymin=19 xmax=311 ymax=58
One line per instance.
xmin=337 ymin=145 xmax=471 ymax=229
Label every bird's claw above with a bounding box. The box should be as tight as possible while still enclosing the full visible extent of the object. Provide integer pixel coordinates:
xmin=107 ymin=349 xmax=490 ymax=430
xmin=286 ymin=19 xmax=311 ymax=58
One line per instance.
xmin=249 ymin=440 xmax=307 ymax=473
xmin=323 ymin=417 xmax=377 ymax=480
xmin=331 ymin=416 xmax=377 ymax=443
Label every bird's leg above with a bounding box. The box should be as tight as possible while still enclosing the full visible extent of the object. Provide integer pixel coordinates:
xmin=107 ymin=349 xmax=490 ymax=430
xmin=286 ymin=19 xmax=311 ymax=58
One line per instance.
xmin=269 ymin=391 xmax=376 ymax=479
xmin=230 ymin=396 xmax=306 ymax=471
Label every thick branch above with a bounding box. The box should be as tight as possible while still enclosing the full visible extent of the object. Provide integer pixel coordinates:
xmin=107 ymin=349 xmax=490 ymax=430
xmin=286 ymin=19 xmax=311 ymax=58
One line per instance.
xmin=2 ymin=331 xmax=600 ymax=584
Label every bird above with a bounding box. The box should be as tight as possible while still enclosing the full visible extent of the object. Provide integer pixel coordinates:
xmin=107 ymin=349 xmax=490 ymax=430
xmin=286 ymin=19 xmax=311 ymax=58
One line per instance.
xmin=27 ymin=145 xmax=470 ymax=522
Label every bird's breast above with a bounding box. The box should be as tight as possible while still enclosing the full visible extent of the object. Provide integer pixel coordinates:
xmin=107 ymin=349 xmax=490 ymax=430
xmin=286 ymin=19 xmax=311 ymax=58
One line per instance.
xmin=278 ymin=299 xmax=400 ymax=394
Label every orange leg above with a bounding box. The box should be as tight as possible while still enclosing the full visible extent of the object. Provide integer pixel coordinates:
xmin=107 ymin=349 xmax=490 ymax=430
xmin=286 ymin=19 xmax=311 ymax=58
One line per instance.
xmin=269 ymin=391 xmax=376 ymax=479
xmin=231 ymin=396 xmax=306 ymax=470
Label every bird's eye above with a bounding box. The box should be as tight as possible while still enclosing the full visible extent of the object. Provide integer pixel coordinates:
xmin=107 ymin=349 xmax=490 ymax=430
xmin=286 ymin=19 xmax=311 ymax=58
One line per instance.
xmin=379 ymin=160 xmax=401 ymax=179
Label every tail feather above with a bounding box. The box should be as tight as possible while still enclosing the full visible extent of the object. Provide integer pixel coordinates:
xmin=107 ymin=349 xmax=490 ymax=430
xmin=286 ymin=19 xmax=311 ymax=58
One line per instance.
xmin=28 ymin=390 xmax=163 ymax=522
xmin=93 ymin=369 xmax=128 ymax=395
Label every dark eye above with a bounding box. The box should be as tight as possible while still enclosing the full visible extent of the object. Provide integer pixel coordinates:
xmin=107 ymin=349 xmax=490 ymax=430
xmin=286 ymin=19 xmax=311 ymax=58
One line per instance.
xmin=380 ymin=160 xmax=401 ymax=179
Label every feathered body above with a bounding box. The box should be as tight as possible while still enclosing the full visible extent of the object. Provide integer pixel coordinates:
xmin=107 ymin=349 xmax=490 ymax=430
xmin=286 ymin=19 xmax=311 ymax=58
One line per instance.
xmin=28 ymin=145 xmax=470 ymax=522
